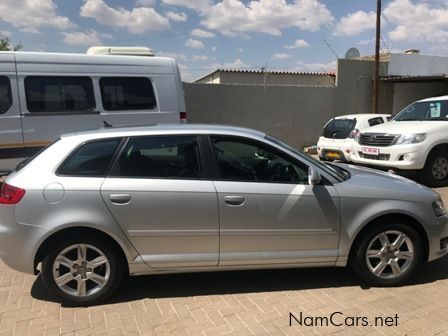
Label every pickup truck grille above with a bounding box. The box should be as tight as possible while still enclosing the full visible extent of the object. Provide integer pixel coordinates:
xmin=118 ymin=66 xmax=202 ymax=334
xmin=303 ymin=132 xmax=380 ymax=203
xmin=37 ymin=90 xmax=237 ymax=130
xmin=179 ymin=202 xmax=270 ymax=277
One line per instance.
xmin=359 ymin=134 xmax=397 ymax=147
xmin=358 ymin=153 xmax=391 ymax=161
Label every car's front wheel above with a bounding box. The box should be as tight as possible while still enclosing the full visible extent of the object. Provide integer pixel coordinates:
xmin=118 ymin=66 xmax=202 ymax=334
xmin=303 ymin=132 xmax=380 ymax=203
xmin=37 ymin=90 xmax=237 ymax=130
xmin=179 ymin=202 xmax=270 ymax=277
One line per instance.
xmin=41 ymin=236 xmax=124 ymax=306
xmin=351 ymin=223 xmax=423 ymax=286
xmin=420 ymin=149 xmax=448 ymax=187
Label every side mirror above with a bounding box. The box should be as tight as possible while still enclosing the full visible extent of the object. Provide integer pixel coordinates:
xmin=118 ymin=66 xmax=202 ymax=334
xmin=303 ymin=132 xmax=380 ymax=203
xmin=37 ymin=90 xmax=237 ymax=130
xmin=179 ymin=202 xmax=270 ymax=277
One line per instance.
xmin=308 ymin=166 xmax=322 ymax=185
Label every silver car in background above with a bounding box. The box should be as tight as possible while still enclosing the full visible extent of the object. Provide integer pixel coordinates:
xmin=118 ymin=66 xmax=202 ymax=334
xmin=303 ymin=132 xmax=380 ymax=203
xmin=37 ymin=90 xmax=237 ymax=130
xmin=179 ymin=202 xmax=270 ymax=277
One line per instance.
xmin=0 ymin=124 xmax=447 ymax=305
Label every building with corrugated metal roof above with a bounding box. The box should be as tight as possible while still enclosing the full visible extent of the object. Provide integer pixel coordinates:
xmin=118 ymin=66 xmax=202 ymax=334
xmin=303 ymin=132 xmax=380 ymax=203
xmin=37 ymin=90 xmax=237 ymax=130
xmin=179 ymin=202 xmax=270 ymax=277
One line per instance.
xmin=194 ymin=69 xmax=336 ymax=86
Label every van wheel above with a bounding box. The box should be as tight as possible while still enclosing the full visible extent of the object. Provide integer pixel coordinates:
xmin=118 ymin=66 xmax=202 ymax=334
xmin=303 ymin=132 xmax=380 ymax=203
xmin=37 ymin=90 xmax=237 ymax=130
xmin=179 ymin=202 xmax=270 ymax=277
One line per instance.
xmin=351 ymin=223 xmax=423 ymax=286
xmin=420 ymin=150 xmax=448 ymax=187
xmin=41 ymin=236 xmax=124 ymax=306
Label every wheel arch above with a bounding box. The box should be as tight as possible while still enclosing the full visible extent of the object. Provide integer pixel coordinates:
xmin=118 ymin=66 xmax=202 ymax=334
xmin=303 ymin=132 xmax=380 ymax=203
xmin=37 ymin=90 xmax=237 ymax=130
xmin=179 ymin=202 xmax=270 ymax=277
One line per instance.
xmin=348 ymin=213 xmax=429 ymax=265
xmin=34 ymin=226 xmax=130 ymax=275
xmin=424 ymin=143 xmax=448 ymax=163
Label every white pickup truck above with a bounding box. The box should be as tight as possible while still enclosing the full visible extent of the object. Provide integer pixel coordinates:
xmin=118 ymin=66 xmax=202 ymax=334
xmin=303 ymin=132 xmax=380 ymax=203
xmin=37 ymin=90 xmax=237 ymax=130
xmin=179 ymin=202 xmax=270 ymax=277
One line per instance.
xmin=351 ymin=95 xmax=448 ymax=187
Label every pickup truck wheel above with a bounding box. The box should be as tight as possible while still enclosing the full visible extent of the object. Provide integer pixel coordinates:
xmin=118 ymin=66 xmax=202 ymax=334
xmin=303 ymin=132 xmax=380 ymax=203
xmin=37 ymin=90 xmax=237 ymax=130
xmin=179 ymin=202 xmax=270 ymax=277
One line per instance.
xmin=41 ymin=236 xmax=124 ymax=306
xmin=351 ymin=223 xmax=423 ymax=286
xmin=420 ymin=150 xmax=448 ymax=187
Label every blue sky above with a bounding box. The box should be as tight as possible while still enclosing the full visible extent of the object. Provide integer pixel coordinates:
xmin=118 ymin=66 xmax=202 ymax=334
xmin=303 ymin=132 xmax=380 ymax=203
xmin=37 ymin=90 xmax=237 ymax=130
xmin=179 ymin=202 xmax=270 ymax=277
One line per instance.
xmin=1 ymin=0 xmax=447 ymax=81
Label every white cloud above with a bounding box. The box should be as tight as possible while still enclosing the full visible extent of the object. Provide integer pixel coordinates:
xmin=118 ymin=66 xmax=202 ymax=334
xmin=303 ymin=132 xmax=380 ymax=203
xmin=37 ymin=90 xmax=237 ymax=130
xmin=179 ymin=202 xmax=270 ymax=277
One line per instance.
xmin=296 ymin=60 xmax=336 ymax=72
xmin=212 ymin=46 xmax=217 ymax=52
xmin=285 ymin=39 xmax=310 ymax=49
xmin=273 ymin=53 xmax=291 ymax=60
xmin=192 ymin=55 xmax=209 ymax=61
xmin=0 ymin=0 xmax=73 ymax=33
xmin=185 ymin=38 xmax=204 ymax=49
xmin=384 ymin=0 xmax=448 ymax=43
xmin=236 ymin=48 xmax=244 ymax=52
xmin=223 ymin=58 xmax=250 ymax=68
xmin=81 ymin=0 xmax=170 ymax=34
xmin=62 ymin=30 xmax=111 ymax=46
xmin=191 ymin=29 xmax=215 ymax=38
xmin=157 ymin=51 xmax=188 ymax=61
xmin=200 ymin=0 xmax=333 ymax=36
xmin=334 ymin=10 xmax=376 ymax=36
xmin=166 ymin=11 xmax=188 ymax=22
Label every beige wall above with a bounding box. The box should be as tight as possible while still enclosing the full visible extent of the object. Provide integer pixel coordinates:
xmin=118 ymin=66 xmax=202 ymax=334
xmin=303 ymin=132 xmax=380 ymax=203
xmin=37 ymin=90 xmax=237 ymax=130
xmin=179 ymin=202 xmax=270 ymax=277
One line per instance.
xmin=197 ymin=72 xmax=335 ymax=86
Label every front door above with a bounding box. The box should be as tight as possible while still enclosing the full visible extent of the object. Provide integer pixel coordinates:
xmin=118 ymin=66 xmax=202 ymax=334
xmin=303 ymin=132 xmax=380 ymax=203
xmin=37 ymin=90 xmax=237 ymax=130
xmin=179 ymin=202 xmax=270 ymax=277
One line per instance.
xmin=209 ymin=135 xmax=341 ymax=266
xmin=101 ymin=135 xmax=219 ymax=268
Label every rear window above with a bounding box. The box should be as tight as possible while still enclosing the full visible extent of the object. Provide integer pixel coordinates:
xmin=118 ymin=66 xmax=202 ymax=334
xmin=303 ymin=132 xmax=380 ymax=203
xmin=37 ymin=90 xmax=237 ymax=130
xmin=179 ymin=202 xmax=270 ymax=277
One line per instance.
xmin=58 ymin=139 xmax=121 ymax=177
xmin=100 ymin=77 xmax=157 ymax=111
xmin=323 ymin=119 xmax=356 ymax=139
xmin=0 ymin=76 xmax=12 ymax=114
xmin=368 ymin=117 xmax=384 ymax=127
xmin=25 ymin=76 xmax=95 ymax=113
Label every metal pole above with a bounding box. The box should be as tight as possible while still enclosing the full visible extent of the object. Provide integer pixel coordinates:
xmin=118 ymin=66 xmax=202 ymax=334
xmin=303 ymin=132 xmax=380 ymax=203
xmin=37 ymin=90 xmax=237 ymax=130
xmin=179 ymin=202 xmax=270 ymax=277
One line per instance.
xmin=372 ymin=0 xmax=381 ymax=114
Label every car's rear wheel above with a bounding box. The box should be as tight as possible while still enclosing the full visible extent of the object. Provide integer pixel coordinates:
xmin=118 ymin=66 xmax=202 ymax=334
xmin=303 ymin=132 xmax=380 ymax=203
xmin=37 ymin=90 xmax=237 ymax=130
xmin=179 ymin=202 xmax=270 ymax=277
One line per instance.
xmin=351 ymin=223 xmax=423 ymax=286
xmin=420 ymin=149 xmax=448 ymax=187
xmin=41 ymin=236 xmax=124 ymax=306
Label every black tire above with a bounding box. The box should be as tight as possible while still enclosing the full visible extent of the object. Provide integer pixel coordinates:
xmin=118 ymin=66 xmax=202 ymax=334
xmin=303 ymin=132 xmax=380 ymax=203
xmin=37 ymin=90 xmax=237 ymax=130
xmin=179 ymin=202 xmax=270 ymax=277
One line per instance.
xmin=41 ymin=235 xmax=125 ymax=306
xmin=350 ymin=223 xmax=423 ymax=287
xmin=420 ymin=149 xmax=448 ymax=187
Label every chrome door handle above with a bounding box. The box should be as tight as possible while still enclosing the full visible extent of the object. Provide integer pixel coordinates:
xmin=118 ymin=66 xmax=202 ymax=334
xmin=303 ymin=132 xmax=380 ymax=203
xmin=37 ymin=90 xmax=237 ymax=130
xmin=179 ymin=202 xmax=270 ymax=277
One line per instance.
xmin=224 ymin=195 xmax=246 ymax=206
xmin=109 ymin=194 xmax=131 ymax=204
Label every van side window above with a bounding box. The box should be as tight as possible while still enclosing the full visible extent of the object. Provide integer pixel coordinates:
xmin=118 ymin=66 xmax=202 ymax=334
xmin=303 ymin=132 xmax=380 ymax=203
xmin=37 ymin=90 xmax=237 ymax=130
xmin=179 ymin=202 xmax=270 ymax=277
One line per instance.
xmin=100 ymin=77 xmax=157 ymax=111
xmin=25 ymin=76 xmax=95 ymax=113
xmin=368 ymin=117 xmax=384 ymax=127
xmin=0 ymin=76 xmax=12 ymax=114
xmin=58 ymin=139 xmax=120 ymax=177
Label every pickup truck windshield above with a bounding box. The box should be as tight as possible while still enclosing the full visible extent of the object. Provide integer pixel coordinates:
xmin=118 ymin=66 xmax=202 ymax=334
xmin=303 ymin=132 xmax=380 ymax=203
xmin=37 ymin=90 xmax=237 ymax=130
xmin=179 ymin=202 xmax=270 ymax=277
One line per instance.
xmin=394 ymin=100 xmax=448 ymax=121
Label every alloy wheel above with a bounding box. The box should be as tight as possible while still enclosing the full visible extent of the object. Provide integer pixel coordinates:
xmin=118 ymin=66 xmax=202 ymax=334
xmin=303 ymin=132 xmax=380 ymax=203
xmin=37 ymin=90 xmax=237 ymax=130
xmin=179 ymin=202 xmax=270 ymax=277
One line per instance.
xmin=52 ymin=244 xmax=110 ymax=297
xmin=365 ymin=230 xmax=414 ymax=280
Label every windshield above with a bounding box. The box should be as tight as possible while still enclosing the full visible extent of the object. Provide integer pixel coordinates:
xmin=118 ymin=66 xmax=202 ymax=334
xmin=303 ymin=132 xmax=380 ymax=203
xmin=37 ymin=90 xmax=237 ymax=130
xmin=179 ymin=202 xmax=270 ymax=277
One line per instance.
xmin=393 ymin=100 xmax=448 ymax=121
xmin=323 ymin=118 xmax=356 ymax=139
xmin=265 ymin=135 xmax=348 ymax=182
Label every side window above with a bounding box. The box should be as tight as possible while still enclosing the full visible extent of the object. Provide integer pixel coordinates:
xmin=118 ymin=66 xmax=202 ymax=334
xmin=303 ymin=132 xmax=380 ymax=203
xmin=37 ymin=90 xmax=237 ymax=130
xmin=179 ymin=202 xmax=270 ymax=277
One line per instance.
xmin=25 ymin=76 xmax=95 ymax=113
xmin=368 ymin=117 xmax=384 ymax=127
xmin=211 ymin=136 xmax=309 ymax=184
xmin=111 ymin=136 xmax=201 ymax=179
xmin=0 ymin=76 xmax=12 ymax=114
xmin=58 ymin=139 xmax=120 ymax=176
xmin=100 ymin=77 xmax=157 ymax=111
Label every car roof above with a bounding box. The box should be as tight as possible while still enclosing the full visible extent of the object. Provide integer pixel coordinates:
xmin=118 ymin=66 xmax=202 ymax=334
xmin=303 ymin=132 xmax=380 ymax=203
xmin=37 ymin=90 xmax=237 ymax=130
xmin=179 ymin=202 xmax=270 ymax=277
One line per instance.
xmin=334 ymin=113 xmax=390 ymax=120
xmin=418 ymin=95 xmax=448 ymax=103
xmin=61 ymin=123 xmax=267 ymax=141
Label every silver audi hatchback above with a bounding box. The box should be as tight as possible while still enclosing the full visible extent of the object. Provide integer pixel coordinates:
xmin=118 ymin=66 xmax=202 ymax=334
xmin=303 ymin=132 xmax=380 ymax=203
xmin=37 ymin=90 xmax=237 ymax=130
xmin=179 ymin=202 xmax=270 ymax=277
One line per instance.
xmin=0 ymin=124 xmax=447 ymax=305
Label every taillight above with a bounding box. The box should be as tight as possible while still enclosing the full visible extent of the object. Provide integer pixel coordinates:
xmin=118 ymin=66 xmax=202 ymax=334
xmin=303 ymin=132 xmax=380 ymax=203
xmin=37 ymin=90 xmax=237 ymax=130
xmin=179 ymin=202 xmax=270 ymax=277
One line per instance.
xmin=180 ymin=112 xmax=187 ymax=123
xmin=0 ymin=183 xmax=26 ymax=205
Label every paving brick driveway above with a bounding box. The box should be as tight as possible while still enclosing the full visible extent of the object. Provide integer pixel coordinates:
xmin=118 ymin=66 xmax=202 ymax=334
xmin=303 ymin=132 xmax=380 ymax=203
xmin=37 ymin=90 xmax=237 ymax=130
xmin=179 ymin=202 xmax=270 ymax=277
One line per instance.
xmin=0 ymin=185 xmax=447 ymax=336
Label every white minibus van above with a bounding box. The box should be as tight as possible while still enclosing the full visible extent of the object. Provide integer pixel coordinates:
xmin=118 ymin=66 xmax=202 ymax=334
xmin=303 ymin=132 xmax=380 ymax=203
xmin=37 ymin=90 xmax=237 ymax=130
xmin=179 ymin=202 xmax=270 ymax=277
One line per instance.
xmin=0 ymin=47 xmax=186 ymax=173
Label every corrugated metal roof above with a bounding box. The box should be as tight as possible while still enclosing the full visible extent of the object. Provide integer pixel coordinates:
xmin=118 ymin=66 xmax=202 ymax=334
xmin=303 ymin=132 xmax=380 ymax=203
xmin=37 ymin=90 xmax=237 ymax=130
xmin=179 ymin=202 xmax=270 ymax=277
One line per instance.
xmin=380 ymin=74 xmax=448 ymax=82
xmin=214 ymin=69 xmax=336 ymax=76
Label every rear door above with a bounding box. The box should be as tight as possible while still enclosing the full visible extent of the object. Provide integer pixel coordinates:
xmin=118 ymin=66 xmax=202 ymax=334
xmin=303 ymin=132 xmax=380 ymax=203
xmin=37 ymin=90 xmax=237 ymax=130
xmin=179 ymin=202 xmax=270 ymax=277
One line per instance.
xmin=101 ymin=135 xmax=219 ymax=268
xmin=0 ymin=53 xmax=24 ymax=172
